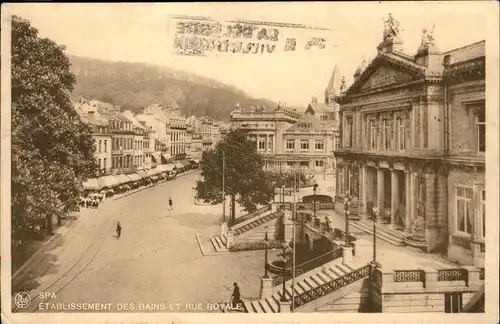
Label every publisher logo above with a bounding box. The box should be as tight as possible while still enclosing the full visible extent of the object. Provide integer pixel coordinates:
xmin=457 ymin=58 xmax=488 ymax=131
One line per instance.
xmin=14 ymin=292 xmax=31 ymax=309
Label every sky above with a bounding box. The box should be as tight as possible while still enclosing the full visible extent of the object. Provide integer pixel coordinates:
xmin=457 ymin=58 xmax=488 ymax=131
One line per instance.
xmin=6 ymin=2 xmax=495 ymax=107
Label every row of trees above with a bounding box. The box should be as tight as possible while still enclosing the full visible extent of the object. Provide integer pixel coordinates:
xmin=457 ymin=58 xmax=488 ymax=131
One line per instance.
xmin=11 ymin=16 xmax=96 ymax=258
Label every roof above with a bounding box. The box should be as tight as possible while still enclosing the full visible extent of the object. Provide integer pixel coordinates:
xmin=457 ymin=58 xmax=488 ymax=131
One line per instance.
xmin=285 ymin=114 xmax=326 ymax=133
xmin=444 ymin=40 xmax=485 ymax=65
xmin=325 ymin=65 xmax=341 ymax=95
xmin=305 ymin=102 xmax=335 ymax=114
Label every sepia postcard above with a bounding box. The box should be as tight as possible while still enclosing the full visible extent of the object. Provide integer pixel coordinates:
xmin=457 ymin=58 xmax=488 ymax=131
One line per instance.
xmin=1 ymin=2 xmax=499 ymax=324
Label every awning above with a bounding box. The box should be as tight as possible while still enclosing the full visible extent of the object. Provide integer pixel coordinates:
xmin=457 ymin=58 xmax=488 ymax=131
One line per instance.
xmin=151 ymin=152 xmax=161 ymax=163
xmin=137 ymin=170 xmax=148 ymax=178
xmin=153 ymin=167 xmax=164 ymax=174
xmin=98 ymin=175 xmax=120 ymax=188
xmin=180 ymin=159 xmax=191 ymax=167
xmin=191 ymin=159 xmax=200 ymax=164
xmin=173 ymin=161 xmax=184 ymax=169
xmin=83 ymin=178 xmax=100 ymax=190
xmin=146 ymin=169 xmax=157 ymax=177
xmin=161 ymin=154 xmax=170 ymax=163
xmin=117 ymin=174 xmax=132 ymax=184
xmin=164 ymin=163 xmax=175 ymax=171
xmin=128 ymin=173 xmax=142 ymax=181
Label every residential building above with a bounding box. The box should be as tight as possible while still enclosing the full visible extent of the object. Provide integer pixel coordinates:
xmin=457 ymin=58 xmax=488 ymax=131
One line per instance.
xmin=122 ymin=110 xmax=147 ymax=170
xmin=190 ymin=133 xmax=203 ymax=160
xmin=74 ymin=100 xmax=113 ymax=176
xmin=212 ymin=122 xmax=221 ymax=148
xmin=333 ymin=20 xmax=485 ymax=265
xmin=169 ymin=114 xmax=187 ymax=158
xmin=201 ymin=117 xmax=214 ymax=152
xmin=136 ymin=102 xmax=171 ymax=165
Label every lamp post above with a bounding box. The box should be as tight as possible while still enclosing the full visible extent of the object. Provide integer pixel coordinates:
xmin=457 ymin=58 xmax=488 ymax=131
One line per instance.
xmin=279 ymin=241 xmax=289 ymax=302
xmin=313 ymin=182 xmax=318 ymax=220
xmin=344 ymin=194 xmax=351 ymax=246
xmin=291 ymin=167 xmax=297 ymax=312
xmin=371 ymin=206 xmax=380 ymax=268
xmin=222 ymin=150 xmax=226 ymax=222
xmin=264 ymin=224 xmax=269 ymax=278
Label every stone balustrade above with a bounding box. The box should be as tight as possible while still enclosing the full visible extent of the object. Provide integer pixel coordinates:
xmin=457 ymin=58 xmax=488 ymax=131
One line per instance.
xmin=371 ymin=266 xmax=485 ymax=293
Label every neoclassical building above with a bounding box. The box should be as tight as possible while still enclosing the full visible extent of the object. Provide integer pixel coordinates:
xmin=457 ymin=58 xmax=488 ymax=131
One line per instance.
xmin=334 ymin=18 xmax=485 ymax=266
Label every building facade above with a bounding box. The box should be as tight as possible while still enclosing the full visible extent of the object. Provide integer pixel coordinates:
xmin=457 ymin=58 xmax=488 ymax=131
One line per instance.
xmin=333 ymin=19 xmax=485 ymax=266
xmin=169 ymin=115 xmax=187 ymax=157
xmin=201 ymin=117 xmax=214 ymax=152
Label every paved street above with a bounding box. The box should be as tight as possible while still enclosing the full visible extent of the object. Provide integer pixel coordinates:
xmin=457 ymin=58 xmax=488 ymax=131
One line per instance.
xmin=16 ymin=172 xmax=275 ymax=313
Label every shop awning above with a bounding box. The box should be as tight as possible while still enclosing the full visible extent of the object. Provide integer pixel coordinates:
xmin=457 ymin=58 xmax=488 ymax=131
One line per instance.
xmin=117 ymin=174 xmax=132 ymax=184
xmin=191 ymin=159 xmax=200 ymax=164
xmin=137 ymin=170 xmax=148 ymax=178
xmin=173 ymin=161 xmax=184 ymax=169
xmin=83 ymin=178 xmax=100 ymax=190
xmin=161 ymin=154 xmax=170 ymax=163
xmin=164 ymin=163 xmax=175 ymax=171
xmin=128 ymin=173 xmax=142 ymax=182
xmin=151 ymin=152 xmax=161 ymax=163
xmin=145 ymin=169 xmax=157 ymax=177
xmin=98 ymin=175 xmax=120 ymax=188
xmin=180 ymin=159 xmax=191 ymax=167
xmin=153 ymin=167 xmax=164 ymax=174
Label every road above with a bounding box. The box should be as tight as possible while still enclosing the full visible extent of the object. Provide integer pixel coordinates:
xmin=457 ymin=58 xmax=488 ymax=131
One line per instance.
xmin=16 ymin=172 xmax=275 ymax=313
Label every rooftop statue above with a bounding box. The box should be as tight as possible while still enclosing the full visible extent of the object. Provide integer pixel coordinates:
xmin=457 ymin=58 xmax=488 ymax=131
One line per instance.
xmin=382 ymin=13 xmax=400 ymax=42
xmin=420 ymin=25 xmax=435 ymax=48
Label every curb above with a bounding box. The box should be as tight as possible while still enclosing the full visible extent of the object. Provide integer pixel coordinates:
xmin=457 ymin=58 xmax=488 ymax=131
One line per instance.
xmin=194 ymin=233 xmax=206 ymax=256
xmin=11 ymin=216 xmax=77 ymax=284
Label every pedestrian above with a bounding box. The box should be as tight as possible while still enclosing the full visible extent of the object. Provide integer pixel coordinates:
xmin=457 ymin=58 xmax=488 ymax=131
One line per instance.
xmin=231 ymin=282 xmax=242 ymax=308
xmin=116 ymin=221 xmax=122 ymax=239
xmin=168 ymin=197 xmax=173 ymax=211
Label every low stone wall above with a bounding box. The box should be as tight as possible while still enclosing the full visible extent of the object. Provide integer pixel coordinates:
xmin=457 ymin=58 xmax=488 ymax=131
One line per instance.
xmin=371 ymin=266 xmax=484 ymax=313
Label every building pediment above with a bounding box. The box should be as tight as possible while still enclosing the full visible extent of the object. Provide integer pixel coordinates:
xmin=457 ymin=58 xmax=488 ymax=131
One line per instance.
xmin=346 ymin=53 xmax=426 ymax=97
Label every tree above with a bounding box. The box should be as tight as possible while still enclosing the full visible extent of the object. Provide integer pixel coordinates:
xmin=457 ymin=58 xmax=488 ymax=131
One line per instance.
xmin=11 ymin=16 xmax=96 ymax=250
xmin=195 ymin=129 xmax=274 ymax=222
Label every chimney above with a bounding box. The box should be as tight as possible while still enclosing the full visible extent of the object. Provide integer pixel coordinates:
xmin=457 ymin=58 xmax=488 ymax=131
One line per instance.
xmin=311 ymin=97 xmax=318 ymax=104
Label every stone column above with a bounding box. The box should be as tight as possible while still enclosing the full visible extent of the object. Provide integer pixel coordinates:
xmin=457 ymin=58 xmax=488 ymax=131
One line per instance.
xmin=377 ymin=167 xmax=385 ymax=222
xmin=335 ymin=166 xmax=340 ymax=199
xmin=390 ymin=169 xmax=399 ymax=229
xmin=266 ymin=134 xmax=269 ymax=152
xmin=279 ymin=300 xmax=292 ymax=313
xmin=404 ymin=170 xmax=411 ymax=235
xmin=361 ymin=165 xmax=367 ymax=217
xmin=410 ymin=172 xmax=418 ymax=231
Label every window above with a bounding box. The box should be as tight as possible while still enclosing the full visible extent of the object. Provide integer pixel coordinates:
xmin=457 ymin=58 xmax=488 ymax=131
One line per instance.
xmin=334 ymin=137 xmax=341 ymax=150
xmin=370 ymin=119 xmax=378 ymax=150
xmin=103 ymin=158 xmax=107 ymax=170
xmin=345 ymin=116 xmax=353 ymax=147
xmin=315 ymin=160 xmax=324 ymax=167
xmin=456 ymin=186 xmax=473 ymax=235
xmin=444 ymin=293 xmax=462 ymax=313
xmin=98 ymin=158 xmax=102 ymax=169
xmin=476 ymin=106 xmax=485 ymax=152
xmin=300 ymin=140 xmax=309 ymax=151
xmin=258 ymin=136 xmax=266 ymax=150
xmin=268 ymin=136 xmax=273 ymax=151
xmin=286 ymin=139 xmax=295 ymax=150
xmin=315 ymin=140 xmax=324 ymax=151
xmin=98 ymin=140 xmax=102 ymax=153
xmin=479 ymin=190 xmax=485 ymax=239
xmin=397 ymin=117 xmax=407 ymax=151
xmin=104 ymin=140 xmax=107 ymax=152
xmin=383 ymin=119 xmax=391 ymax=150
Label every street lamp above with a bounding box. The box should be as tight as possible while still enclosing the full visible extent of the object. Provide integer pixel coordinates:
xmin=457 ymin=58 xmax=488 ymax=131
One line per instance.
xmin=313 ymin=182 xmax=318 ymax=220
xmin=344 ymin=193 xmax=351 ymax=246
xmin=264 ymin=224 xmax=269 ymax=278
xmin=371 ymin=206 xmax=380 ymax=268
xmin=279 ymin=242 xmax=290 ymax=302
xmin=222 ymin=150 xmax=226 ymax=222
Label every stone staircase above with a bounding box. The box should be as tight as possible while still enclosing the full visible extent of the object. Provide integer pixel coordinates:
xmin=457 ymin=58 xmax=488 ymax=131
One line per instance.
xmin=351 ymin=219 xmax=406 ymax=246
xmin=210 ymin=233 xmax=228 ymax=253
xmin=232 ymin=210 xmax=281 ymax=237
xmin=244 ymin=260 xmax=371 ymax=313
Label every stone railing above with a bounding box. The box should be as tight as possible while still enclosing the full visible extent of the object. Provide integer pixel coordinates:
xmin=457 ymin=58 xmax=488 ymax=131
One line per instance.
xmin=229 ymin=205 xmax=272 ymax=228
xmin=271 ymin=248 xmax=343 ymax=287
xmin=293 ymin=264 xmax=371 ymax=309
xmin=296 ymin=202 xmax=335 ymax=211
xmin=371 ymin=266 xmax=484 ymax=291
